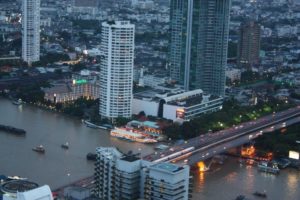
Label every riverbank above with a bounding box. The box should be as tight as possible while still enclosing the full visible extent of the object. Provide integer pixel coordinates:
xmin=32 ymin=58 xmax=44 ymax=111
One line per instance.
xmin=0 ymin=98 xmax=154 ymax=189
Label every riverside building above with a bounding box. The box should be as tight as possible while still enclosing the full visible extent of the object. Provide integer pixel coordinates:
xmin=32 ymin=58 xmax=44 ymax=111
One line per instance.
xmin=94 ymin=147 xmax=191 ymax=200
xmin=99 ymin=21 xmax=135 ymax=120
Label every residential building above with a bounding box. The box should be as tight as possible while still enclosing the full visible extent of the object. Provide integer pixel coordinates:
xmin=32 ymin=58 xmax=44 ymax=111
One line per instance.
xmin=22 ymin=0 xmax=40 ymax=64
xmin=238 ymin=21 xmax=261 ymax=68
xmin=169 ymin=0 xmax=231 ymax=96
xmin=94 ymin=147 xmax=190 ymax=200
xmin=99 ymin=21 xmax=135 ymax=120
xmin=141 ymin=163 xmax=190 ymax=200
xmin=72 ymin=0 xmax=99 ymax=15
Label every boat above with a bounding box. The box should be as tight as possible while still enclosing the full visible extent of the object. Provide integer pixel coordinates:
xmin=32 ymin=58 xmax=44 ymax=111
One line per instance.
xmin=110 ymin=128 xmax=158 ymax=143
xmin=257 ymin=161 xmax=280 ymax=174
xmin=0 ymin=124 xmax=26 ymax=135
xmin=61 ymin=142 xmax=69 ymax=149
xmin=253 ymin=191 xmax=267 ymax=198
xmin=154 ymin=144 xmax=169 ymax=150
xmin=235 ymin=195 xmax=246 ymax=200
xmin=32 ymin=145 xmax=45 ymax=153
xmin=83 ymin=120 xmax=112 ymax=130
xmin=86 ymin=153 xmax=97 ymax=161
xmin=12 ymin=99 xmax=23 ymax=105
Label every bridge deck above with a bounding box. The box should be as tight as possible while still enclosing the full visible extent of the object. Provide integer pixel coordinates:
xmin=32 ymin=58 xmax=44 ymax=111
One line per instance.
xmin=143 ymin=106 xmax=300 ymax=163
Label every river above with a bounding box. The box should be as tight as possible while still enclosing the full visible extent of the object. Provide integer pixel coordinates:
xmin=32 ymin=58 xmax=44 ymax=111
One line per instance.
xmin=0 ymin=98 xmax=299 ymax=199
xmin=0 ymin=98 xmax=153 ymax=189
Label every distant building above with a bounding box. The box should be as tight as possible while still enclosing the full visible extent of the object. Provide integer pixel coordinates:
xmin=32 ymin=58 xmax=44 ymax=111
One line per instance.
xmin=238 ymin=21 xmax=261 ymax=68
xmin=169 ymin=0 xmax=231 ymax=96
xmin=72 ymin=0 xmax=99 ymax=15
xmin=43 ymin=70 xmax=100 ymax=103
xmin=133 ymin=89 xmax=223 ymax=121
xmin=94 ymin=147 xmax=190 ymax=200
xmin=226 ymin=67 xmax=241 ymax=82
xmin=99 ymin=21 xmax=135 ymax=120
xmin=22 ymin=0 xmax=40 ymax=64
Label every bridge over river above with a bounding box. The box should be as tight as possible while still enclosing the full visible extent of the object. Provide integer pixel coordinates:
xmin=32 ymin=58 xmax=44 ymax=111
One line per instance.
xmin=143 ymin=106 xmax=300 ymax=165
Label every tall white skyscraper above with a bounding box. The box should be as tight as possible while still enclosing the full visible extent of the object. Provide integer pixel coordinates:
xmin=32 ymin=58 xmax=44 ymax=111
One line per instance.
xmin=22 ymin=0 xmax=40 ymax=64
xmin=99 ymin=21 xmax=135 ymax=120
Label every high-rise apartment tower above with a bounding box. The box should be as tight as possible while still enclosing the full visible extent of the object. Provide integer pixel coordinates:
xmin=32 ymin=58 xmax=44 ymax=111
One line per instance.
xmin=99 ymin=21 xmax=135 ymax=120
xmin=169 ymin=0 xmax=231 ymax=96
xmin=237 ymin=21 xmax=261 ymax=68
xmin=22 ymin=0 xmax=40 ymax=64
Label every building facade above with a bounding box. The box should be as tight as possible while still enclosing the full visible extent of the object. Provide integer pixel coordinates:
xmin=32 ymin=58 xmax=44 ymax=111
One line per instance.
xmin=237 ymin=21 xmax=261 ymax=68
xmin=169 ymin=0 xmax=231 ymax=96
xmin=22 ymin=0 xmax=40 ymax=64
xmin=133 ymin=89 xmax=223 ymax=121
xmin=99 ymin=21 xmax=135 ymax=119
xmin=94 ymin=147 xmax=190 ymax=200
xmin=43 ymin=70 xmax=100 ymax=103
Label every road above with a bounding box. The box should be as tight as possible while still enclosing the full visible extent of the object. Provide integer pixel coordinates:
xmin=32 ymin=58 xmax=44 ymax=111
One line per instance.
xmin=144 ymin=106 xmax=300 ymax=165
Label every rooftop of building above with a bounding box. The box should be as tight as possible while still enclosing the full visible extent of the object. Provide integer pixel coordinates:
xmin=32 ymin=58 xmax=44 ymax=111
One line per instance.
xmin=151 ymin=163 xmax=184 ymax=174
xmin=1 ymin=180 xmax=39 ymax=194
xmin=129 ymin=120 xmax=160 ymax=129
xmin=121 ymin=152 xmax=140 ymax=162
xmin=134 ymin=89 xmax=222 ymax=107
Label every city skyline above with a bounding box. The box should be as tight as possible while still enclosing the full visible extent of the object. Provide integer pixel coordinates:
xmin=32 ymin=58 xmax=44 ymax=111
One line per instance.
xmin=1 ymin=0 xmax=300 ymax=200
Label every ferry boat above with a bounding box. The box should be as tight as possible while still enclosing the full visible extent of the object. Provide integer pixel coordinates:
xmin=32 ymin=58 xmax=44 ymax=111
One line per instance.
xmin=253 ymin=191 xmax=267 ymax=198
xmin=32 ymin=145 xmax=45 ymax=153
xmin=83 ymin=120 xmax=112 ymax=130
xmin=12 ymin=99 xmax=23 ymax=105
xmin=257 ymin=161 xmax=279 ymax=174
xmin=86 ymin=153 xmax=97 ymax=161
xmin=61 ymin=142 xmax=69 ymax=149
xmin=0 ymin=124 xmax=26 ymax=135
xmin=110 ymin=128 xmax=157 ymax=143
xmin=235 ymin=195 xmax=246 ymax=200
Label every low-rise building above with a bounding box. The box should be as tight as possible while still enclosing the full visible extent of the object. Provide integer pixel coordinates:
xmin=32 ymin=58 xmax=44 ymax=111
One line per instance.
xmin=226 ymin=67 xmax=242 ymax=82
xmin=133 ymin=89 xmax=223 ymax=121
xmin=43 ymin=70 xmax=100 ymax=103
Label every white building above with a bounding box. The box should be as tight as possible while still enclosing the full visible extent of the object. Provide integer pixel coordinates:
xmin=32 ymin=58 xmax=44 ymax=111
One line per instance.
xmin=3 ymin=185 xmax=53 ymax=200
xmin=133 ymin=89 xmax=223 ymax=121
xmin=99 ymin=21 xmax=135 ymax=119
xmin=141 ymin=163 xmax=190 ymax=200
xmin=94 ymin=147 xmax=190 ymax=200
xmin=22 ymin=0 xmax=40 ymax=64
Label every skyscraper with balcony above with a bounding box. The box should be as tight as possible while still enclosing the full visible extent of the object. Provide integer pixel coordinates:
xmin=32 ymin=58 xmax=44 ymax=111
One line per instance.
xmin=99 ymin=21 xmax=135 ymax=120
xmin=237 ymin=21 xmax=261 ymax=69
xmin=169 ymin=0 xmax=231 ymax=96
xmin=22 ymin=0 xmax=40 ymax=64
